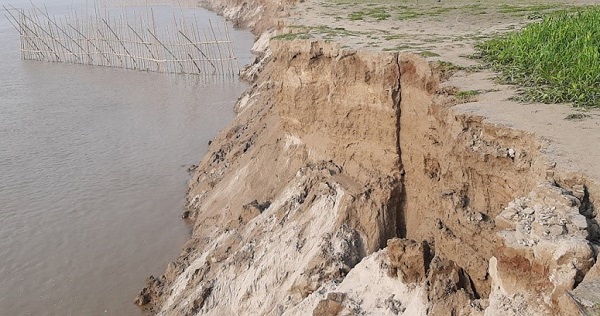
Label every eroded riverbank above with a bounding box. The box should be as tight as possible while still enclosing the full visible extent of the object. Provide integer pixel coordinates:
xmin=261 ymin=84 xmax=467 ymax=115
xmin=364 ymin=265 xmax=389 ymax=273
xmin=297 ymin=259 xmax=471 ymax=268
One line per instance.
xmin=139 ymin=0 xmax=600 ymax=314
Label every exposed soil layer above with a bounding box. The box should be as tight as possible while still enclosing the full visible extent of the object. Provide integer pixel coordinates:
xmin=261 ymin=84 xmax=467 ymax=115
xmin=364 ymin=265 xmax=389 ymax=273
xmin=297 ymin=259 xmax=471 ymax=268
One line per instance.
xmin=136 ymin=0 xmax=600 ymax=315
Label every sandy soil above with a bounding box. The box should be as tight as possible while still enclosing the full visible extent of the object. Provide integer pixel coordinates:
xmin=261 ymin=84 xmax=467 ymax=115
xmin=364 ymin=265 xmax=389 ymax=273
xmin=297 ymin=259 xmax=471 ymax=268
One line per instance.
xmin=282 ymin=0 xmax=600 ymax=182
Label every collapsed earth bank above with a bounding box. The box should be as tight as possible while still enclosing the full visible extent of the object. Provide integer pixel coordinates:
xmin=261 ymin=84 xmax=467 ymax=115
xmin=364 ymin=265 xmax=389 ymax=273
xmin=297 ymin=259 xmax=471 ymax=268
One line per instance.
xmin=136 ymin=1 xmax=600 ymax=315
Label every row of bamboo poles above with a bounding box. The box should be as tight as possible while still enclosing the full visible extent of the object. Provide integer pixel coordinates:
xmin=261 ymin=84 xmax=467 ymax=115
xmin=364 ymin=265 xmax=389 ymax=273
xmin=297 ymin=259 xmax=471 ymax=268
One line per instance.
xmin=3 ymin=4 xmax=240 ymax=76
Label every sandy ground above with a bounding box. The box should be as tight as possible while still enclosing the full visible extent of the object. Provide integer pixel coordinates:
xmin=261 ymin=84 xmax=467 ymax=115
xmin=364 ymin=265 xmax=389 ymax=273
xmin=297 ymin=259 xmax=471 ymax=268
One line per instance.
xmin=281 ymin=0 xmax=600 ymax=182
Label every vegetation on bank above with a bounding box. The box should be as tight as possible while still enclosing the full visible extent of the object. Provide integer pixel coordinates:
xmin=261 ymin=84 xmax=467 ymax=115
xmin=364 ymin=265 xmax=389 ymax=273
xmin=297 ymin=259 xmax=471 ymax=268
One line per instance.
xmin=329 ymin=1 xmax=568 ymax=23
xmin=477 ymin=7 xmax=600 ymax=107
xmin=348 ymin=7 xmax=390 ymax=21
xmin=272 ymin=26 xmax=358 ymax=42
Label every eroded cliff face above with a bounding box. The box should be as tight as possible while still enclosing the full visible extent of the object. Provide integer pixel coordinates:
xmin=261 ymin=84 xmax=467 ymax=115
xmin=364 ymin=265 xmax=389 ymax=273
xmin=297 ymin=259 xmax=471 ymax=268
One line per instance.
xmin=198 ymin=0 xmax=294 ymax=34
xmin=135 ymin=39 xmax=600 ymax=315
xmin=137 ymin=41 xmax=403 ymax=315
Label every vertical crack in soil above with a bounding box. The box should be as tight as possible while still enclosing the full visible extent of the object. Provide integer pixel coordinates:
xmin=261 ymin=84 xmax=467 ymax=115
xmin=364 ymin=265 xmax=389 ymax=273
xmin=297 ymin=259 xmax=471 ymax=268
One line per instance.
xmin=393 ymin=54 xmax=408 ymax=240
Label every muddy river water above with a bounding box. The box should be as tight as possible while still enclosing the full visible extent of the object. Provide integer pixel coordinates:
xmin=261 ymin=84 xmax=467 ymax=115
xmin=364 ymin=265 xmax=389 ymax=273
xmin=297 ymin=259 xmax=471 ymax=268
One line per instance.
xmin=0 ymin=1 xmax=253 ymax=314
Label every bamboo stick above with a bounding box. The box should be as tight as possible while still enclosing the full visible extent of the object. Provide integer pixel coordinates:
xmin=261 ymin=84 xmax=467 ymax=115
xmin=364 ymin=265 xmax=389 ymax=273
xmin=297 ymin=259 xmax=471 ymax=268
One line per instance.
xmin=178 ymin=29 xmax=215 ymax=73
xmin=147 ymin=27 xmax=183 ymax=73
xmin=35 ymin=4 xmax=89 ymax=63
xmin=10 ymin=6 xmax=56 ymax=60
xmin=68 ymin=22 xmax=107 ymax=64
xmin=2 ymin=6 xmax=27 ymax=59
xmin=98 ymin=18 xmax=124 ymax=67
xmin=208 ymin=20 xmax=224 ymax=74
xmin=224 ymin=21 xmax=238 ymax=75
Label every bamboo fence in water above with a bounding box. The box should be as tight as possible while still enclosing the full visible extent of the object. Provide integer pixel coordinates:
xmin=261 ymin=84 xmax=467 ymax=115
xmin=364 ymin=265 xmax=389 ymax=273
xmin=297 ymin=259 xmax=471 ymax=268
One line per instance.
xmin=3 ymin=4 xmax=239 ymax=76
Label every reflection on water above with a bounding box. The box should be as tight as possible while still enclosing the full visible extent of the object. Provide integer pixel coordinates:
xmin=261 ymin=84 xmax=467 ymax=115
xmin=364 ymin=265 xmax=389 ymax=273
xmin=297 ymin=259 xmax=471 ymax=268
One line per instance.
xmin=0 ymin=2 xmax=254 ymax=315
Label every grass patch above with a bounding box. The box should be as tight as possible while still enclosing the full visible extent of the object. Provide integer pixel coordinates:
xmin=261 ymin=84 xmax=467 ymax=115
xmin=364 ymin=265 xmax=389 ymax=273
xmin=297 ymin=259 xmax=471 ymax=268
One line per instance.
xmin=435 ymin=61 xmax=465 ymax=72
xmin=382 ymin=44 xmax=415 ymax=51
xmin=397 ymin=6 xmax=456 ymax=20
xmin=455 ymin=90 xmax=481 ymax=102
xmin=383 ymin=34 xmax=407 ymax=40
xmin=272 ymin=32 xmax=311 ymax=40
xmin=419 ymin=51 xmax=440 ymax=58
xmin=275 ymin=25 xmax=359 ymax=42
xmin=591 ymin=302 xmax=600 ymax=314
xmin=312 ymin=26 xmax=357 ymax=37
xmin=348 ymin=11 xmax=364 ymax=20
xmin=497 ymin=4 xmax=558 ymax=14
xmin=397 ymin=10 xmax=419 ymax=20
xmin=430 ymin=61 xmax=467 ymax=81
xmin=477 ymin=7 xmax=600 ymax=107
xmin=348 ymin=7 xmax=391 ymax=21
xmin=564 ymin=113 xmax=590 ymax=120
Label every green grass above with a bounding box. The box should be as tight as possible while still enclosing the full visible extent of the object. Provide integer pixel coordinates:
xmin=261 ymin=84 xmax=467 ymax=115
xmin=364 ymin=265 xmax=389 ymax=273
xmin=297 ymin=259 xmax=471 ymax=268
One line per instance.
xmin=397 ymin=10 xmax=419 ymax=20
xmin=383 ymin=34 xmax=407 ymax=40
xmin=564 ymin=113 xmax=590 ymax=120
xmin=396 ymin=6 xmax=456 ymax=20
xmin=497 ymin=4 xmax=558 ymax=14
xmin=435 ymin=61 xmax=465 ymax=72
xmin=419 ymin=51 xmax=440 ymax=58
xmin=455 ymin=90 xmax=482 ymax=102
xmin=382 ymin=44 xmax=415 ymax=51
xmin=312 ymin=26 xmax=357 ymax=37
xmin=589 ymin=301 xmax=600 ymax=315
xmin=273 ymin=25 xmax=357 ymax=42
xmin=477 ymin=7 xmax=600 ymax=107
xmin=272 ymin=32 xmax=312 ymax=40
xmin=348 ymin=7 xmax=391 ymax=21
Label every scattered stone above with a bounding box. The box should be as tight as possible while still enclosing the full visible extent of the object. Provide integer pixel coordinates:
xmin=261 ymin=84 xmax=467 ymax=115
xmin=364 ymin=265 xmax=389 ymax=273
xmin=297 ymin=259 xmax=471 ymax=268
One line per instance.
xmin=441 ymin=189 xmax=455 ymax=197
xmin=571 ymin=184 xmax=585 ymax=201
xmin=501 ymin=209 xmax=516 ymax=220
xmin=492 ymin=182 xmax=596 ymax=314
xmin=384 ymin=295 xmax=405 ymax=315
xmin=548 ymin=224 xmax=565 ymax=237
xmin=243 ymin=200 xmax=272 ymax=213
xmin=133 ymin=291 xmax=150 ymax=306
xmin=571 ymin=214 xmax=588 ymax=230
xmin=187 ymin=164 xmax=198 ymax=173
xmin=134 ymin=275 xmax=164 ymax=308
xmin=507 ymin=148 xmax=515 ymax=159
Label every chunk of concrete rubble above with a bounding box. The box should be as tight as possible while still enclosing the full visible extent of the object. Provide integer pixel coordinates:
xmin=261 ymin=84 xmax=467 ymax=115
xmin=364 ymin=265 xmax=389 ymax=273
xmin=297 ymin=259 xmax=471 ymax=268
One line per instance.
xmin=522 ymin=207 xmax=535 ymax=215
xmin=489 ymin=182 xmax=596 ymax=315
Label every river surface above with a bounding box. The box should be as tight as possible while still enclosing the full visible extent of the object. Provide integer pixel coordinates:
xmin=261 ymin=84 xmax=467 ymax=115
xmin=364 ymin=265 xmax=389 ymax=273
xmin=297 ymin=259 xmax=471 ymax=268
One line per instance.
xmin=0 ymin=1 xmax=254 ymax=314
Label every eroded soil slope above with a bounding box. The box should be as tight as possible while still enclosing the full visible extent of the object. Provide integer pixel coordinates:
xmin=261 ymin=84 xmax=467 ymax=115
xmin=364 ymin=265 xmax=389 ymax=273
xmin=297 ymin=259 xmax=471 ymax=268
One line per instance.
xmin=132 ymin=0 xmax=600 ymax=314
xmin=135 ymin=39 xmax=600 ymax=315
